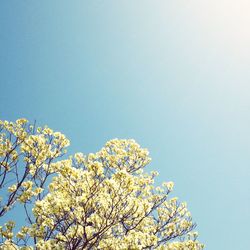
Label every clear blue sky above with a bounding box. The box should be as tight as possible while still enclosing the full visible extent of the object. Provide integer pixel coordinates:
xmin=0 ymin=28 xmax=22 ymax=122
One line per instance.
xmin=1 ymin=1 xmax=250 ymax=249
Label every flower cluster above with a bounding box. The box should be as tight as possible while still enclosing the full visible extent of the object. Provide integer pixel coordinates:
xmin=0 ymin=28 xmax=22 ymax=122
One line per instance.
xmin=0 ymin=119 xmax=204 ymax=249
xmin=0 ymin=119 xmax=69 ymax=217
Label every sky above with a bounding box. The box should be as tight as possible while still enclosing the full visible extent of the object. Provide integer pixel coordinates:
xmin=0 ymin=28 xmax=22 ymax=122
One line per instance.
xmin=1 ymin=1 xmax=250 ymax=249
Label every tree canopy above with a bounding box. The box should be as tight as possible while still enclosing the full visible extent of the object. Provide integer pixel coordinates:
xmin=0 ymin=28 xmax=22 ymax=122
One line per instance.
xmin=0 ymin=119 xmax=204 ymax=249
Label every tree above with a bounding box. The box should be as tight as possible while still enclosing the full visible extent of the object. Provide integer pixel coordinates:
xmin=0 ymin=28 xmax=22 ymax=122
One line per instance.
xmin=0 ymin=119 xmax=204 ymax=250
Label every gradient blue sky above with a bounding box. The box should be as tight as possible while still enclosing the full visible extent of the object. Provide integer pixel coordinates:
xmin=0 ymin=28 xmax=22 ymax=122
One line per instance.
xmin=1 ymin=1 xmax=250 ymax=249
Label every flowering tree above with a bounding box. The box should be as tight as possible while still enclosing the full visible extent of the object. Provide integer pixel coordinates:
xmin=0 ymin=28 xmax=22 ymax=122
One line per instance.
xmin=0 ymin=119 xmax=204 ymax=250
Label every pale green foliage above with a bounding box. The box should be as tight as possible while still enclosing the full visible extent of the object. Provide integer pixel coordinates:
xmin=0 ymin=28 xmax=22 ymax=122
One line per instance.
xmin=0 ymin=119 xmax=204 ymax=249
